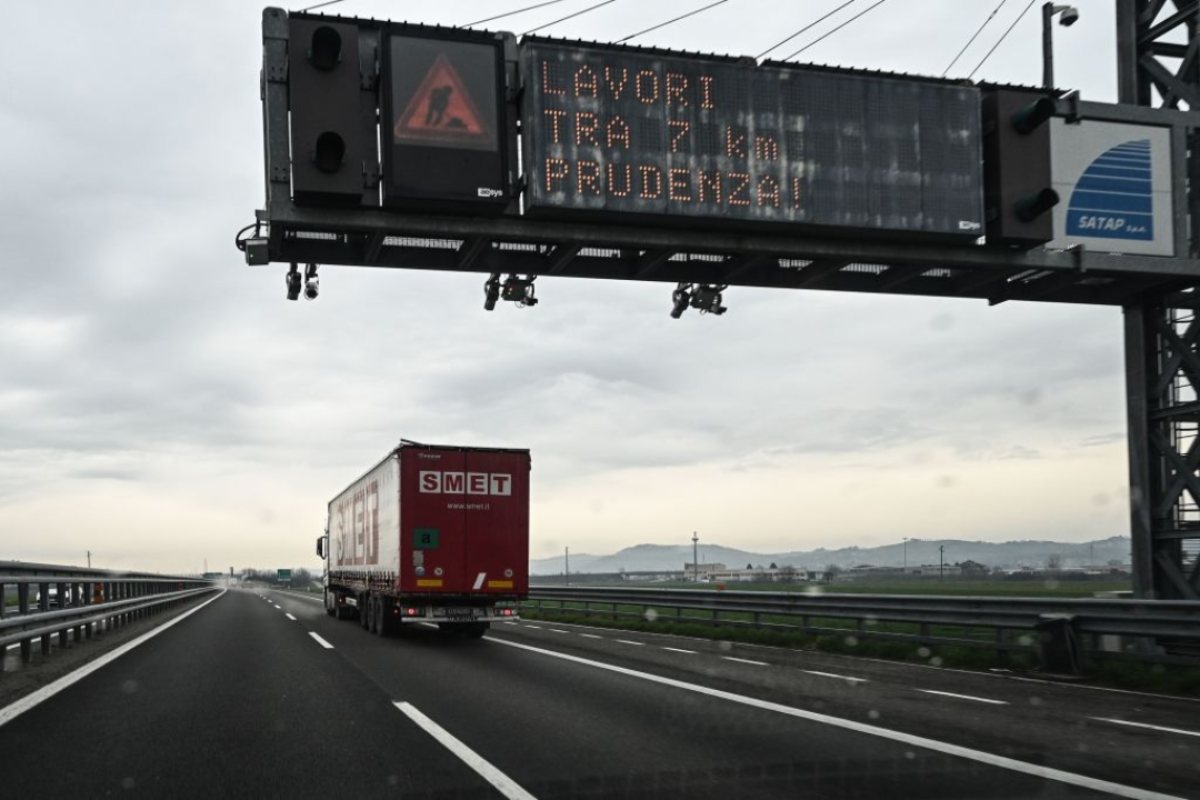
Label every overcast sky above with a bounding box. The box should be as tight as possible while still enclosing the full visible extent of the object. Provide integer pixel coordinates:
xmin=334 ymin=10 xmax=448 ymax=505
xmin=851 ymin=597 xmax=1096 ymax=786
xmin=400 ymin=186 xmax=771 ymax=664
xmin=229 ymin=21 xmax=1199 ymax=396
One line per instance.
xmin=1 ymin=1 xmax=1135 ymax=573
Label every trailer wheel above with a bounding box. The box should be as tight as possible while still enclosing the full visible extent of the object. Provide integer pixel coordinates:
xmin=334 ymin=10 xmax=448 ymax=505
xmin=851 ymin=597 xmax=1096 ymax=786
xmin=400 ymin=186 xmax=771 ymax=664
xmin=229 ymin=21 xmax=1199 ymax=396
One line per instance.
xmin=324 ymin=590 xmax=335 ymax=617
xmin=375 ymin=596 xmax=393 ymax=637
xmin=462 ymin=621 xmax=490 ymax=638
xmin=332 ymin=593 xmax=351 ymax=621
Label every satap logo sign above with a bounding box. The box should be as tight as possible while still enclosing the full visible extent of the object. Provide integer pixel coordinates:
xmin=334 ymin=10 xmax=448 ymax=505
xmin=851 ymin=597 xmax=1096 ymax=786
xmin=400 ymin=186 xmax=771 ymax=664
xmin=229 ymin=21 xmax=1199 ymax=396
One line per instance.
xmin=1049 ymin=119 xmax=1173 ymax=257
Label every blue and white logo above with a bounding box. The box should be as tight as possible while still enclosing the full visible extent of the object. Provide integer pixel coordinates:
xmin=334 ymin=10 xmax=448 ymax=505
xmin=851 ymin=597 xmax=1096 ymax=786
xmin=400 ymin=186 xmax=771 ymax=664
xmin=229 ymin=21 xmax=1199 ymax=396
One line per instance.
xmin=1065 ymin=139 xmax=1153 ymax=241
xmin=1052 ymin=120 xmax=1172 ymax=256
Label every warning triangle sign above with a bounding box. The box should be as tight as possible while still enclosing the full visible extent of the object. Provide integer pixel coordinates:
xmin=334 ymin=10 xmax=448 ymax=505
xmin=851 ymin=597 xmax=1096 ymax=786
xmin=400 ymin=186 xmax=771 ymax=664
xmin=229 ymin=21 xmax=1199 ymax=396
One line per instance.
xmin=394 ymin=54 xmax=492 ymax=146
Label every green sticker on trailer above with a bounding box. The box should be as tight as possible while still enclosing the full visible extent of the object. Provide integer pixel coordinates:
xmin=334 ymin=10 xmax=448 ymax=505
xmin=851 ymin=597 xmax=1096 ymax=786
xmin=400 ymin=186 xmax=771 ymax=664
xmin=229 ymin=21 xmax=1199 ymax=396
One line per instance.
xmin=414 ymin=528 xmax=440 ymax=549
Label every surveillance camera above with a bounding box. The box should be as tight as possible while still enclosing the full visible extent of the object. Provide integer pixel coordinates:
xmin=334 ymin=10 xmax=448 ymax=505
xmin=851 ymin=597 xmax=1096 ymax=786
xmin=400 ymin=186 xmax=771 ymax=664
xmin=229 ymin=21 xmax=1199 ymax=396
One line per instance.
xmin=483 ymin=274 xmax=500 ymax=311
xmin=303 ymin=264 xmax=319 ymax=300
xmin=670 ymin=284 xmax=691 ymax=319
xmin=1058 ymin=6 xmax=1078 ymax=26
xmin=285 ymin=264 xmax=301 ymax=301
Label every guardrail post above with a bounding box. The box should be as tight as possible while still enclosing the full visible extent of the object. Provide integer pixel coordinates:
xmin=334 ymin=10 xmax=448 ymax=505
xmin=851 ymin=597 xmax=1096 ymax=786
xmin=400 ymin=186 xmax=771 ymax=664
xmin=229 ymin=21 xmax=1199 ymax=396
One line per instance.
xmin=72 ymin=582 xmax=83 ymax=642
xmin=57 ymin=582 xmax=69 ymax=648
xmin=39 ymin=580 xmax=51 ymax=656
xmin=18 ymin=582 xmax=30 ymax=662
xmin=1036 ymin=614 xmax=1081 ymax=674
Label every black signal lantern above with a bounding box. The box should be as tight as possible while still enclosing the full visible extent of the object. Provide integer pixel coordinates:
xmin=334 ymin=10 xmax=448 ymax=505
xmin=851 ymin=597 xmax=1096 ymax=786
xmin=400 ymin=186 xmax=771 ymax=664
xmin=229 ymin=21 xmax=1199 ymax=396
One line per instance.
xmin=982 ymin=89 xmax=1060 ymax=248
xmin=288 ymin=18 xmax=371 ymax=206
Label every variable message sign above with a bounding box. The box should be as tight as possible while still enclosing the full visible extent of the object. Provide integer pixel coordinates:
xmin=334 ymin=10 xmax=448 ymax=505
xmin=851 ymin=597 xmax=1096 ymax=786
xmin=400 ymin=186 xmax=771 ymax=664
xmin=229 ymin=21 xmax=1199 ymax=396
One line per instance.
xmin=521 ymin=41 xmax=985 ymax=239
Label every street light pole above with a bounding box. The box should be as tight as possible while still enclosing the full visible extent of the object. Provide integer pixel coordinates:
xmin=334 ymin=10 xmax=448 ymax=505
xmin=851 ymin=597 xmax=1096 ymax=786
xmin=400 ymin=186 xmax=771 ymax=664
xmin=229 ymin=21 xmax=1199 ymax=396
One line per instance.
xmin=565 ymin=546 xmax=569 ymax=586
xmin=903 ymin=537 xmax=909 ymax=571
xmin=939 ymin=544 xmax=945 ymax=581
xmin=691 ymin=532 xmax=700 ymax=582
xmin=1042 ymin=3 xmax=1080 ymax=89
xmin=1042 ymin=2 xmax=1055 ymax=89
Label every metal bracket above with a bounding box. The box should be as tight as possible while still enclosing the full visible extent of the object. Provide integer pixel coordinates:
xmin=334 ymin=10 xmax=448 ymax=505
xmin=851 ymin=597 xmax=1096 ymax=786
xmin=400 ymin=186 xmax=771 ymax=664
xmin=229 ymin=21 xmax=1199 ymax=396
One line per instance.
xmin=1062 ymin=90 xmax=1082 ymax=124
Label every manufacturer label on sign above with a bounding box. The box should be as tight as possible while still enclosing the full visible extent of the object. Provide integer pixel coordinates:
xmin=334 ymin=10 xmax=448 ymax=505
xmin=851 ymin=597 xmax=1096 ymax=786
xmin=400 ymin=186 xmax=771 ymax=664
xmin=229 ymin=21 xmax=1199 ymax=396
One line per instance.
xmin=395 ymin=54 xmax=491 ymax=145
xmin=1049 ymin=119 xmax=1174 ymax=256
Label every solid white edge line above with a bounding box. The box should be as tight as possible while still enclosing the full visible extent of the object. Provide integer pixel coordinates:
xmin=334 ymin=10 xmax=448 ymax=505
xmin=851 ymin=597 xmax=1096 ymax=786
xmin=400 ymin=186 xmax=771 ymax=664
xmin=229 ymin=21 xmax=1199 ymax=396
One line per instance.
xmin=0 ymin=589 xmax=226 ymax=729
xmin=1091 ymin=717 xmax=1200 ymax=738
xmin=285 ymin=613 xmax=297 ymax=621
xmin=920 ymin=689 xmax=1008 ymax=705
xmin=482 ymin=636 xmax=1184 ymax=800
xmin=308 ymin=631 xmax=335 ymax=649
xmin=802 ymin=670 xmax=868 ymax=684
xmin=395 ymin=701 xmax=536 ymax=800
xmin=662 ymin=647 xmax=697 ymax=654
xmin=722 ymin=656 xmax=767 ymax=666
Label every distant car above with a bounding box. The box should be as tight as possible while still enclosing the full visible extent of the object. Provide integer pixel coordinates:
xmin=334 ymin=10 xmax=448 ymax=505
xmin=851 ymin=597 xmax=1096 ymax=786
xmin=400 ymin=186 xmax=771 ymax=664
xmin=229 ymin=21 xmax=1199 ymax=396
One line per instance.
xmin=32 ymin=587 xmax=61 ymax=609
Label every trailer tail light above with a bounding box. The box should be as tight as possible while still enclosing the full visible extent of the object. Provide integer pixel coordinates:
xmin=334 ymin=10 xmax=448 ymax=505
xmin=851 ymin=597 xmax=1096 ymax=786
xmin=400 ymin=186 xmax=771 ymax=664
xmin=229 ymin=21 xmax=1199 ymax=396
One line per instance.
xmin=405 ymin=607 xmax=418 ymax=616
xmin=500 ymin=608 xmax=514 ymax=617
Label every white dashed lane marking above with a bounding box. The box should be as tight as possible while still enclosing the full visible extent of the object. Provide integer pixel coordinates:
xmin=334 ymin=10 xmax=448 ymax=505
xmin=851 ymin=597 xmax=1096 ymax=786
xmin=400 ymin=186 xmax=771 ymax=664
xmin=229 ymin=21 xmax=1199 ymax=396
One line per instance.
xmin=308 ymin=632 xmax=334 ymax=649
xmin=802 ymin=670 xmax=868 ymax=684
xmin=662 ymin=647 xmax=697 ymax=654
xmin=615 ymin=639 xmax=646 ymax=647
xmin=285 ymin=613 xmax=297 ymax=621
xmin=579 ymin=633 xmax=603 ymax=640
xmin=1091 ymin=717 xmax=1200 ymax=738
xmin=920 ymin=689 xmax=1007 ymax=705
xmin=722 ymin=656 xmax=767 ymax=666
xmin=395 ymin=701 xmax=536 ymax=800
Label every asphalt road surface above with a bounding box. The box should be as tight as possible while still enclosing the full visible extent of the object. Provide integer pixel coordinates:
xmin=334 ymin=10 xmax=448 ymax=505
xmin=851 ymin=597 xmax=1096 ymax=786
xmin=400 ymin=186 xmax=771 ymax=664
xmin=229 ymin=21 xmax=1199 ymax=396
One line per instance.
xmin=0 ymin=588 xmax=1196 ymax=799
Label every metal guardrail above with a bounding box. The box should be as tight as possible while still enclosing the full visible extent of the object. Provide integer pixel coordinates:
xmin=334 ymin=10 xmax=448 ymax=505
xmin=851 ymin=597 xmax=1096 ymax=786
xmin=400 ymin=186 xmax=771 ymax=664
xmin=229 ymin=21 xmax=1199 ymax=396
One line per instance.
xmin=0 ymin=561 xmax=216 ymax=671
xmin=524 ymin=586 xmax=1200 ymax=671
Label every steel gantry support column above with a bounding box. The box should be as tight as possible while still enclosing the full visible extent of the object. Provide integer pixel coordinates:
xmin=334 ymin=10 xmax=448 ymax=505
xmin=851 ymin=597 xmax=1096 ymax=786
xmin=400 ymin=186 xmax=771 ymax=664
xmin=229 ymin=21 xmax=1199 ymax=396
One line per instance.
xmin=1119 ymin=0 xmax=1200 ymax=598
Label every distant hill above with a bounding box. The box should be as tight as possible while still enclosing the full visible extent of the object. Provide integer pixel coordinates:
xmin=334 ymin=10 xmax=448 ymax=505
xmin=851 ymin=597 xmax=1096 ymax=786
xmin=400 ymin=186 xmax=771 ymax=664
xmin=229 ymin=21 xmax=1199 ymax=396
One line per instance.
xmin=530 ymin=536 xmax=1131 ymax=576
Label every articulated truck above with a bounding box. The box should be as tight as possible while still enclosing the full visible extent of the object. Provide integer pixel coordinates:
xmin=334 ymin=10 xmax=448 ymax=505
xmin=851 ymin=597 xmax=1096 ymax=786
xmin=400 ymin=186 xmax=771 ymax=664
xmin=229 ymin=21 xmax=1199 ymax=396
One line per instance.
xmin=317 ymin=440 xmax=530 ymax=637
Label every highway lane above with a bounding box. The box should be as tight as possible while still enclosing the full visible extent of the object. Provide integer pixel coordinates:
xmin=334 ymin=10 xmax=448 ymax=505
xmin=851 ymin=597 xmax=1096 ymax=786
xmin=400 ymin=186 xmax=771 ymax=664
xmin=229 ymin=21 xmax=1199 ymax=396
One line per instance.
xmin=267 ymin=589 xmax=1195 ymax=798
xmin=0 ymin=589 xmax=510 ymax=797
xmin=1 ymin=587 xmax=1195 ymax=799
xmin=475 ymin=615 xmax=1200 ymax=791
